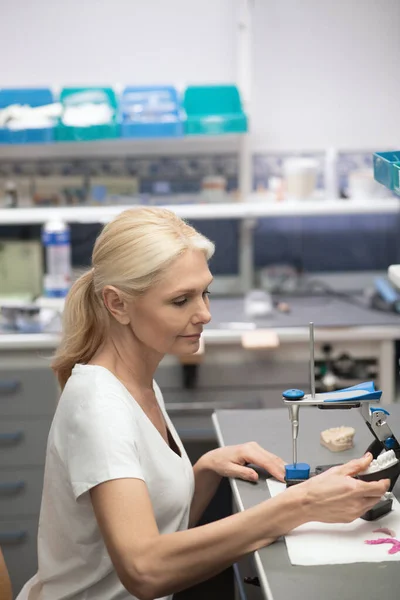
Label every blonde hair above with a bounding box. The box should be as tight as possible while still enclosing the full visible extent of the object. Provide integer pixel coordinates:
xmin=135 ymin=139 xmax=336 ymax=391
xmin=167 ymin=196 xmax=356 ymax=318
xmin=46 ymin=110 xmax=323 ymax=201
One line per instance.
xmin=52 ymin=207 xmax=215 ymax=389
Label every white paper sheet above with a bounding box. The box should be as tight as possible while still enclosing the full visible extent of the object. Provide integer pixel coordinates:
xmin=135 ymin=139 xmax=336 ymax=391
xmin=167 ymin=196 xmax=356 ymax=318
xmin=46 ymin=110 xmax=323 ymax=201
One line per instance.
xmin=267 ymin=479 xmax=400 ymax=565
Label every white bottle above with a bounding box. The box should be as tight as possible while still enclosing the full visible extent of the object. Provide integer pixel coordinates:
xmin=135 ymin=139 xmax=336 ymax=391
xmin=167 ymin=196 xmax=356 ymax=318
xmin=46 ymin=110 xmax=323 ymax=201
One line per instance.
xmin=324 ymin=147 xmax=339 ymax=200
xmin=41 ymin=220 xmax=72 ymax=297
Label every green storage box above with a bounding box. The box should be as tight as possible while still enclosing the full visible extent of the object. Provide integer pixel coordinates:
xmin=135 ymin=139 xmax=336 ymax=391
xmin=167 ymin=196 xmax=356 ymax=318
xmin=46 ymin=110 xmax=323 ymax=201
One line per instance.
xmin=183 ymin=85 xmax=248 ymax=135
xmin=56 ymin=87 xmax=119 ymax=142
xmin=373 ymin=151 xmax=400 ymax=195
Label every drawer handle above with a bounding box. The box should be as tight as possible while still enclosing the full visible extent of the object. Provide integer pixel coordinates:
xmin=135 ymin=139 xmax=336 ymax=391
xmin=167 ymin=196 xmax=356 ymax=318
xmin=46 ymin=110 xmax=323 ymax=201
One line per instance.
xmin=0 ymin=380 xmax=20 ymax=395
xmin=0 ymin=481 xmax=25 ymax=495
xmin=0 ymin=530 xmax=27 ymax=545
xmin=244 ymin=576 xmax=260 ymax=587
xmin=0 ymin=431 xmax=24 ymax=445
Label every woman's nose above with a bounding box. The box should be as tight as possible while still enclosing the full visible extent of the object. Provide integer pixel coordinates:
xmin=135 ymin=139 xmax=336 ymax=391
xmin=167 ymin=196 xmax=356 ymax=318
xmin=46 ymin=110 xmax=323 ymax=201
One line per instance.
xmin=194 ymin=302 xmax=211 ymax=325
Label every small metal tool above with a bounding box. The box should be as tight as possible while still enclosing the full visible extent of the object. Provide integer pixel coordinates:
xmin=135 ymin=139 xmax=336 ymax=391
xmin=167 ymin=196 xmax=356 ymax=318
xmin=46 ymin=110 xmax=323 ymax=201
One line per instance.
xmin=291 ymin=404 xmax=299 ymax=466
xmin=288 ymin=323 xmax=315 ymax=466
xmin=309 ymin=321 xmax=315 ymax=399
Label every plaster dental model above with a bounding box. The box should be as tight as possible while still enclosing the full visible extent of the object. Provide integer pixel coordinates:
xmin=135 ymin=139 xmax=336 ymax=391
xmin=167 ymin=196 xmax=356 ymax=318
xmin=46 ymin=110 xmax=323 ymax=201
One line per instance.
xmin=359 ymin=450 xmax=398 ymax=475
xmin=320 ymin=426 xmax=355 ymax=452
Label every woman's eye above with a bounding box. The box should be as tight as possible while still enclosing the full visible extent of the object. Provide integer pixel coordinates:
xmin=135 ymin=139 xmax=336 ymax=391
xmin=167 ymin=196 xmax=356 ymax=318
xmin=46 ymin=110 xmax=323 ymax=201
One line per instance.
xmin=173 ymin=298 xmax=187 ymax=307
xmin=173 ymin=290 xmax=210 ymax=307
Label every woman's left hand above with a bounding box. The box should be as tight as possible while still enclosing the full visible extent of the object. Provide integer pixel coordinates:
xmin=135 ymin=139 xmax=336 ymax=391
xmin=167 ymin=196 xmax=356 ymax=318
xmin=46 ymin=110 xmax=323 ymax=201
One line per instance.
xmin=204 ymin=442 xmax=286 ymax=483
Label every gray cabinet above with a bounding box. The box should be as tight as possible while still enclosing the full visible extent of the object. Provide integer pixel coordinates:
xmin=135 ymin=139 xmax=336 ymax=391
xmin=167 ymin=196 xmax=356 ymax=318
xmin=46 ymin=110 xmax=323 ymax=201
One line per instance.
xmin=0 ymin=360 xmax=56 ymax=595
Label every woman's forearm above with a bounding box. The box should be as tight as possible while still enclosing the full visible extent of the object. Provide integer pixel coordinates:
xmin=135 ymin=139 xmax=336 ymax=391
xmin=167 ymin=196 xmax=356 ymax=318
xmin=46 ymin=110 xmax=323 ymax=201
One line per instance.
xmin=127 ymin=485 xmax=307 ymax=600
xmin=0 ymin=548 xmax=12 ymax=600
xmin=189 ymin=453 xmax=222 ymax=527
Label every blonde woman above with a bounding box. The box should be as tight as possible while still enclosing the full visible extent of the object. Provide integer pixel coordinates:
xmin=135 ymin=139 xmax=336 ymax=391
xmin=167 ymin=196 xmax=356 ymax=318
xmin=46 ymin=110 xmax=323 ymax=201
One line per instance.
xmin=17 ymin=208 xmax=388 ymax=600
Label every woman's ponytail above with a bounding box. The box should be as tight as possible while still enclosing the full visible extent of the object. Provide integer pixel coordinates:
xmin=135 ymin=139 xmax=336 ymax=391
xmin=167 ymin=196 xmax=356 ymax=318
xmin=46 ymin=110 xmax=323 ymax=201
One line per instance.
xmin=51 ymin=269 xmax=107 ymax=390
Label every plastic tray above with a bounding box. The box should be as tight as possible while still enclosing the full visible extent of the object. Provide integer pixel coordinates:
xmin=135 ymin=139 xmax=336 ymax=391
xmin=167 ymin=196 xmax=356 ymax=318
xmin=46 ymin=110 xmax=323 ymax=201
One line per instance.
xmin=56 ymin=87 xmax=119 ymax=142
xmin=373 ymin=151 xmax=400 ymax=194
xmin=183 ymin=85 xmax=247 ymax=135
xmin=0 ymin=88 xmax=55 ymax=144
xmin=120 ymin=86 xmax=183 ymax=138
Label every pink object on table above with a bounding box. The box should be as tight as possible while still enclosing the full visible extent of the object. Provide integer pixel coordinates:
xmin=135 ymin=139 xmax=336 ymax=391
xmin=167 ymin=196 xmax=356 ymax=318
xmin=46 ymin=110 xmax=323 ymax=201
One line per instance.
xmin=365 ymin=538 xmax=400 ymax=554
xmin=373 ymin=527 xmax=396 ymax=537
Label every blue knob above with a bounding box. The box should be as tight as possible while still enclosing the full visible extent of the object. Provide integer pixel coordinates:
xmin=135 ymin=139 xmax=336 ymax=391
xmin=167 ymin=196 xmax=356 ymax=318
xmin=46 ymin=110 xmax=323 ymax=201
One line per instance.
xmin=282 ymin=388 xmax=305 ymax=399
xmin=385 ymin=437 xmax=396 ymax=449
xmin=285 ymin=463 xmax=310 ymax=480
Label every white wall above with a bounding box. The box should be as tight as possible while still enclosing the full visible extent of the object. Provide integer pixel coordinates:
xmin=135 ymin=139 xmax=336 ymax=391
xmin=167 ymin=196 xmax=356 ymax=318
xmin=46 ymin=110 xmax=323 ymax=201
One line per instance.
xmin=0 ymin=0 xmax=236 ymax=86
xmin=0 ymin=0 xmax=399 ymax=151
xmin=251 ymin=0 xmax=400 ymax=151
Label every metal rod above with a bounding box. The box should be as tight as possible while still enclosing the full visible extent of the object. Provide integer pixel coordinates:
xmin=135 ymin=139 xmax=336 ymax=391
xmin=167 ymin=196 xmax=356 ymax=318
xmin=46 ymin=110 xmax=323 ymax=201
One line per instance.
xmin=310 ymin=321 xmax=315 ymax=398
xmin=290 ymin=404 xmax=299 ymax=467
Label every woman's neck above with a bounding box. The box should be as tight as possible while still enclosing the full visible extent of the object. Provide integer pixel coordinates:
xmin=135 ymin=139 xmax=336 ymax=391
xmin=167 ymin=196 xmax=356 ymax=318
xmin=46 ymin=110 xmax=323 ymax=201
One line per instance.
xmin=89 ymin=328 xmax=163 ymax=390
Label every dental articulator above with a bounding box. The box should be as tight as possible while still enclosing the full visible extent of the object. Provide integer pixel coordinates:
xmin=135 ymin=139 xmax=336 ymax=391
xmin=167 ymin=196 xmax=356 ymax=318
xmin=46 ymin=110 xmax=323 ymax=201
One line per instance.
xmin=282 ymin=323 xmax=400 ymax=521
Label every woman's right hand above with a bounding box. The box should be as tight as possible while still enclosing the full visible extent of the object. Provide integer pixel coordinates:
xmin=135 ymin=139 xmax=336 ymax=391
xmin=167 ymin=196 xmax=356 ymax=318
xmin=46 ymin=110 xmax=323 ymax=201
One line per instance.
xmin=292 ymin=453 xmax=390 ymax=524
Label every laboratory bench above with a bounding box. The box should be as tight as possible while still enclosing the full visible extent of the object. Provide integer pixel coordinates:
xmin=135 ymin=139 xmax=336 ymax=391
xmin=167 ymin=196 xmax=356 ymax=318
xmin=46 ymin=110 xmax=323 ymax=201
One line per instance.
xmin=1 ymin=294 xmax=400 ymax=594
xmin=213 ymin=405 xmax=400 ymax=600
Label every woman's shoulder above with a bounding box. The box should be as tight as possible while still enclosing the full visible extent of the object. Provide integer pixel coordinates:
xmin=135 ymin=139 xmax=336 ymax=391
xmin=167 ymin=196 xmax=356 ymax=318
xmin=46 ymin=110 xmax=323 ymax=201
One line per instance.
xmin=61 ymin=364 xmax=133 ymax=412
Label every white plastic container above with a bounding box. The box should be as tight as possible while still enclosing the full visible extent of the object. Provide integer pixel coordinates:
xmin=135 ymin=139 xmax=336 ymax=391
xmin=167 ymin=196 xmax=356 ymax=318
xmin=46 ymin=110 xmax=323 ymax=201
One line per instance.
xmin=41 ymin=220 xmax=72 ymax=297
xmin=283 ymin=157 xmax=318 ymax=200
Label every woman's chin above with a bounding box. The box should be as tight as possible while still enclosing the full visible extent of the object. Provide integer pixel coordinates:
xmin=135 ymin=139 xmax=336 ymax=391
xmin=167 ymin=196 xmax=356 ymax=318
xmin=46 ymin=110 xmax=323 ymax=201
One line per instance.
xmin=170 ymin=339 xmax=201 ymax=356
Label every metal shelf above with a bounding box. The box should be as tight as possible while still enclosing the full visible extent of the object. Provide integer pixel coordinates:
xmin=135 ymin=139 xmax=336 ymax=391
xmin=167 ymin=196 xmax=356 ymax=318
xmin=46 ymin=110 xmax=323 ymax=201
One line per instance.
xmin=0 ymin=198 xmax=398 ymax=225
xmin=0 ymin=135 xmax=244 ymax=160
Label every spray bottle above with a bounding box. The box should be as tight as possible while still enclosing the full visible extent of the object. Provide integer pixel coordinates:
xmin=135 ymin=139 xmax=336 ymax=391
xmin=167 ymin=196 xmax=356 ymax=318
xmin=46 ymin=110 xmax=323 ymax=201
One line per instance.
xmin=41 ymin=219 xmax=72 ymax=297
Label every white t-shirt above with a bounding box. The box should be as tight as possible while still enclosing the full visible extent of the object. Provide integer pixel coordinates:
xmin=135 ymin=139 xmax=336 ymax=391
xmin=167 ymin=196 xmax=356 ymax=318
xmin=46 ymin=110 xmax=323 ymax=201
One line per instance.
xmin=17 ymin=364 xmax=195 ymax=600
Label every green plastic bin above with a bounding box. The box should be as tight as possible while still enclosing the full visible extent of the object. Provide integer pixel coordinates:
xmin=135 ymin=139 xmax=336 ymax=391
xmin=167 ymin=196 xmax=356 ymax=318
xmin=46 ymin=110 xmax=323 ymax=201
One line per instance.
xmin=183 ymin=85 xmax=247 ymax=135
xmin=56 ymin=87 xmax=119 ymax=142
xmin=373 ymin=151 xmax=400 ymax=195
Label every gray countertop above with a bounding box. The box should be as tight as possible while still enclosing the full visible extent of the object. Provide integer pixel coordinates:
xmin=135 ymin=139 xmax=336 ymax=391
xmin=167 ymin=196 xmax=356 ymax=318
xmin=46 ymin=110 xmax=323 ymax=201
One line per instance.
xmin=213 ymin=405 xmax=400 ymax=600
xmin=2 ymin=295 xmax=400 ymax=351
xmin=209 ymin=294 xmax=400 ymax=329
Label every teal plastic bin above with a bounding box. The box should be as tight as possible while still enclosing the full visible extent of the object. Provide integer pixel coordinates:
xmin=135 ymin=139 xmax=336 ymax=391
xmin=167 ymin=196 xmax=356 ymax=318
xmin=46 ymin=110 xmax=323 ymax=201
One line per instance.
xmin=373 ymin=151 xmax=400 ymax=195
xmin=183 ymin=85 xmax=247 ymax=135
xmin=56 ymin=87 xmax=119 ymax=142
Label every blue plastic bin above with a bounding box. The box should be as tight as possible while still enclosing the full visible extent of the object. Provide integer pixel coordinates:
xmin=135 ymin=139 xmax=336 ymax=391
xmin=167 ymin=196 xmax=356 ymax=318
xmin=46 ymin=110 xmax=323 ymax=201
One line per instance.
xmin=56 ymin=87 xmax=119 ymax=142
xmin=373 ymin=151 xmax=400 ymax=195
xmin=0 ymin=88 xmax=56 ymax=144
xmin=120 ymin=86 xmax=183 ymax=138
xmin=183 ymin=85 xmax=248 ymax=135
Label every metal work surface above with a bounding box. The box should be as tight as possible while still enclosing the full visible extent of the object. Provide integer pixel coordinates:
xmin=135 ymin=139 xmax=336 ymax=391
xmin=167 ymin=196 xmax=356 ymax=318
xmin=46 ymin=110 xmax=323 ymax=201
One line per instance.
xmin=2 ymin=295 xmax=400 ymax=351
xmin=208 ymin=295 xmax=400 ymax=329
xmin=213 ymin=405 xmax=400 ymax=600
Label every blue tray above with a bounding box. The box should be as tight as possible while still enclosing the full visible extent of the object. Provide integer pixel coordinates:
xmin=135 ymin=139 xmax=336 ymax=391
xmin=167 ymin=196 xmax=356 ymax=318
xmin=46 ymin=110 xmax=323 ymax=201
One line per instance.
xmin=120 ymin=86 xmax=183 ymax=138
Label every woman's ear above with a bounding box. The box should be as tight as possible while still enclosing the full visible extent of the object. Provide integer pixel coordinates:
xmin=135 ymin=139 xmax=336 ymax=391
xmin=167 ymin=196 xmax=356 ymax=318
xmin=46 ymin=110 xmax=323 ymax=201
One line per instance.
xmin=102 ymin=286 xmax=130 ymax=325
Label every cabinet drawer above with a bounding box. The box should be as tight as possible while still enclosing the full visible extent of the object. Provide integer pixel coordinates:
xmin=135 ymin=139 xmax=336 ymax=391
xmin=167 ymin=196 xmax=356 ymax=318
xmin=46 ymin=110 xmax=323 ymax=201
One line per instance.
xmin=0 ymin=368 xmax=58 ymax=417
xmin=0 ymin=468 xmax=44 ymax=517
xmin=195 ymin=362 xmax=308 ymax=389
xmin=157 ymin=362 xmax=308 ymax=391
xmin=0 ymin=517 xmax=38 ymax=596
xmin=0 ymin=419 xmax=51 ymax=467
